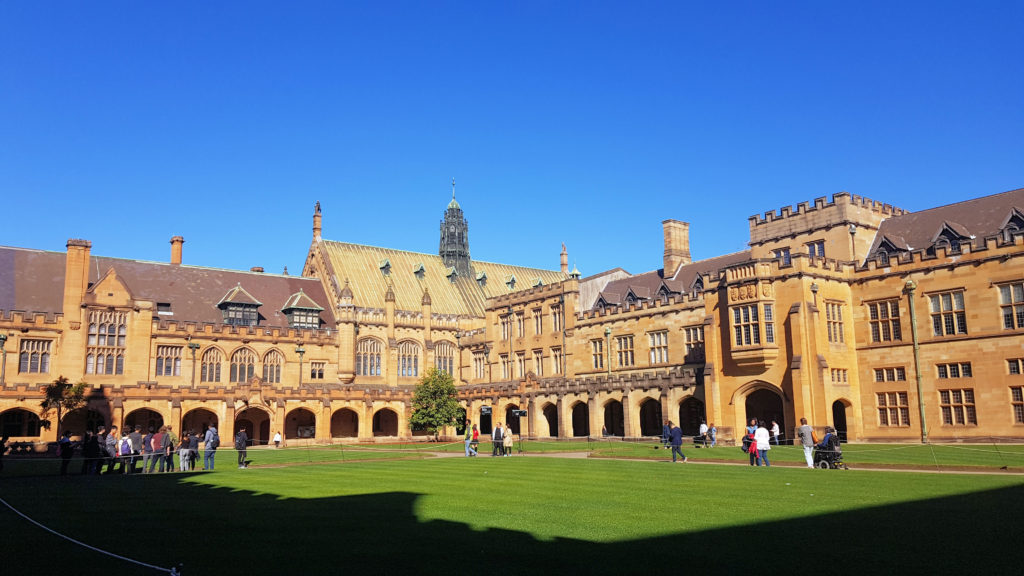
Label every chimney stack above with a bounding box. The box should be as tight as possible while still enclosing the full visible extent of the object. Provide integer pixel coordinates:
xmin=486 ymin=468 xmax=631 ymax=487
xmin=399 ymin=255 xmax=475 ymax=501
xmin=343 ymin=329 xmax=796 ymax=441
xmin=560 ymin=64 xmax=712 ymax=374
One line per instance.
xmin=560 ymin=243 xmax=568 ymax=275
xmin=313 ymin=201 xmax=322 ymax=242
xmin=250 ymin=266 xmax=264 ymax=273
xmin=63 ymin=239 xmax=92 ymax=315
xmin=662 ymin=220 xmax=691 ymax=277
xmin=170 ymin=236 xmax=184 ymax=265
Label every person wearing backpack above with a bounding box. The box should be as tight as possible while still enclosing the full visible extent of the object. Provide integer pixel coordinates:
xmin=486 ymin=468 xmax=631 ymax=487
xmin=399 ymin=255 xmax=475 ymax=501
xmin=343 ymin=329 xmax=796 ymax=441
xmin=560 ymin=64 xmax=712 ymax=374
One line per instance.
xmin=141 ymin=427 xmax=155 ymax=474
xmin=203 ymin=425 xmax=219 ymax=470
xmin=235 ymin=428 xmax=249 ymax=469
xmin=118 ymin=431 xmax=133 ymax=475
xmin=105 ymin=425 xmax=120 ymax=474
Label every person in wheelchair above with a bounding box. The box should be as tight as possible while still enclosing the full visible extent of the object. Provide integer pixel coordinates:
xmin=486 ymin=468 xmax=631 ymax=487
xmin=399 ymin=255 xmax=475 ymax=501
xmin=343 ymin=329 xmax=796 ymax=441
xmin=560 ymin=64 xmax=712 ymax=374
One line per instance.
xmin=812 ymin=426 xmax=845 ymax=469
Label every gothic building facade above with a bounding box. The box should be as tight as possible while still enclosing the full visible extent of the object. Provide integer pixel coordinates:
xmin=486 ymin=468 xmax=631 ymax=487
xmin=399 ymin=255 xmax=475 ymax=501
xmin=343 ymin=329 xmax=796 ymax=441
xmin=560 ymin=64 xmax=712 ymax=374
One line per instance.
xmin=2 ymin=187 xmax=1023 ymax=444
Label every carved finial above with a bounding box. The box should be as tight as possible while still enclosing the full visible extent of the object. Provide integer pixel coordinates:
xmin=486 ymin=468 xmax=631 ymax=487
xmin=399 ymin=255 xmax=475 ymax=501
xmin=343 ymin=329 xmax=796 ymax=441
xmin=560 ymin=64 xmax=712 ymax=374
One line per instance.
xmin=451 ymin=178 xmax=456 ymax=200
xmin=315 ymin=200 xmax=321 ymax=214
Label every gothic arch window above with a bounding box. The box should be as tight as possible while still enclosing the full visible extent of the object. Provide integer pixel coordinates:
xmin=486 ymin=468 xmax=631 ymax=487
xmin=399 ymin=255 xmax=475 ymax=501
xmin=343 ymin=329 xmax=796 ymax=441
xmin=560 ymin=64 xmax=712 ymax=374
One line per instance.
xmin=201 ymin=348 xmax=223 ymax=383
xmin=230 ymin=348 xmax=257 ymax=383
xmin=877 ymin=250 xmax=890 ymax=266
xmin=355 ymin=338 xmax=383 ymax=376
xmin=85 ymin=310 xmax=127 ymax=375
xmin=263 ymin=350 xmax=283 ymax=383
xmin=435 ymin=341 xmax=455 ymax=375
xmin=398 ymin=341 xmax=421 ymax=378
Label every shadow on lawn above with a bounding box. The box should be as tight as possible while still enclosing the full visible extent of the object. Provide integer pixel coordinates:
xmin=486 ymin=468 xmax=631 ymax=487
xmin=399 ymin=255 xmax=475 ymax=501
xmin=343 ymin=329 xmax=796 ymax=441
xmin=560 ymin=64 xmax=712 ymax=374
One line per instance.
xmin=2 ymin=474 xmax=1022 ymax=576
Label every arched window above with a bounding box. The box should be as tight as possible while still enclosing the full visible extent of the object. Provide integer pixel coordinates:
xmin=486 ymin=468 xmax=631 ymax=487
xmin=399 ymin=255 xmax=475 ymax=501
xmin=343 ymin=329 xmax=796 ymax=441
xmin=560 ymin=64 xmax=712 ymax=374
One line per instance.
xmin=398 ymin=341 xmax=421 ymax=378
xmin=230 ymin=348 xmax=257 ymax=383
xmin=201 ymin=348 xmax=223 ymax=383
xmin=355 ymin=338 xmax=382 ymax=376
xmin=85 ymin=310 xmax=127 ymax=375
xmin=435 ymin=341 xmax=455 ymax=374
xmin=263 ymin=350 xmax=283 ymax=383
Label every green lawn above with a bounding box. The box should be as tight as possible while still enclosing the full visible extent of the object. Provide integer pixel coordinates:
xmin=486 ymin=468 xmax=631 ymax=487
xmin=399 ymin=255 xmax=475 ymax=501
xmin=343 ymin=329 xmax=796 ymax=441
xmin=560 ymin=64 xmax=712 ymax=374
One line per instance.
xmin=2 ymin=453 xmax=1023 ymax=575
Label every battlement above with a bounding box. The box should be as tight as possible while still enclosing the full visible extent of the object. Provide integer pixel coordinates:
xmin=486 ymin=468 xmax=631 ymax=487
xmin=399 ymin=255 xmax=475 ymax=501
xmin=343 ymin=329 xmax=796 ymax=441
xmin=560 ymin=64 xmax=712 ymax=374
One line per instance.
xmin=0 ymin=310 xmax=64 ymax=326
xmin=488 ymin=279 xmax=576 ymax=310
xmin=749 ymin=192 xmax=907 ymax=226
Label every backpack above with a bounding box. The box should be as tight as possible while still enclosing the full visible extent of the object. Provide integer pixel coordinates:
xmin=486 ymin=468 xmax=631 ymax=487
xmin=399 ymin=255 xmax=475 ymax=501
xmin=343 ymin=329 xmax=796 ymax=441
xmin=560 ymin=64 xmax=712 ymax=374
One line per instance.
xmin=120 ymin=438 xmax=131 ymax=456
xmin=209 ymin=431 xmax=220 ymax=449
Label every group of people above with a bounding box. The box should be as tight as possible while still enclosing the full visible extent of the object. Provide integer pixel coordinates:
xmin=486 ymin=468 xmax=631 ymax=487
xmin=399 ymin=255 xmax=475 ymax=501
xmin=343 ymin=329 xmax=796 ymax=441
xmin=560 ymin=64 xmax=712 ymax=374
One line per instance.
xmin=50 ymin=424 xmax=231 ymax=475
xmin=462 ymin=421 xmax=515 ymax=457
xmin=742 ymin=419 xmax=775 ymax=466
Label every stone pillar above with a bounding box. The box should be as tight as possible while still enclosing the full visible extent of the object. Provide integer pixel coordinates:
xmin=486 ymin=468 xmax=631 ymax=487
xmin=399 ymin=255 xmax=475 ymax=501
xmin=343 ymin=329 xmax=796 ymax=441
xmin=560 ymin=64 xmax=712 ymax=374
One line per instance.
xmin=527 ymin=396 xmax=537 ymax=438
xmin=622 ymin=393 xmax=633 ymax=438
xmin=361 ymin=401 xmax=374 ymax=440
xmin=588 ymin=395 xmax=598 ymax=437
xmin=319 ymin=401 xmax=331 ymax=443
xmin=660 ymin=387 xmax=672 ymax=427
xmin=556 ymin=396 xmax=566 ymax=438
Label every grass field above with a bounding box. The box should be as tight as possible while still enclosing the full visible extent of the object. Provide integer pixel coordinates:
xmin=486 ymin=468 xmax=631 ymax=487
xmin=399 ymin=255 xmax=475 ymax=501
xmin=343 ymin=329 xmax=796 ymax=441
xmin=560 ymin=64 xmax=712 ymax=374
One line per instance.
xmin=2 ymin=448 xmax=1024 ymax=575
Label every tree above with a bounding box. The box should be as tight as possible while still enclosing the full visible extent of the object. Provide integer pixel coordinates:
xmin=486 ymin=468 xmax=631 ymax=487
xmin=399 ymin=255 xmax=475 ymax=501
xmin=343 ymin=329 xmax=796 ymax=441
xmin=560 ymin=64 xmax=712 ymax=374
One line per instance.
xmin=410 ymin=368 xmax=464 ymax=441
xmin=39 ymin=376 xmax=88 ymax=435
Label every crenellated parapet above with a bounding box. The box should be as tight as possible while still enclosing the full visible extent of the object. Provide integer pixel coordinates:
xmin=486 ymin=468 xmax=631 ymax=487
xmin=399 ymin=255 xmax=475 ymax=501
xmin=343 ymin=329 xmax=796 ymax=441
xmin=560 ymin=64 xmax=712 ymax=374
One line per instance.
xmin=576 ymin=290 xmax=703 ymax=322
xmin=854 ymin=230 xmax=1024 ymax=276
xmin=0 ymin=309 xmax=65 ymax=327
xmin=749 ymin=192 xmax=906 ymax=227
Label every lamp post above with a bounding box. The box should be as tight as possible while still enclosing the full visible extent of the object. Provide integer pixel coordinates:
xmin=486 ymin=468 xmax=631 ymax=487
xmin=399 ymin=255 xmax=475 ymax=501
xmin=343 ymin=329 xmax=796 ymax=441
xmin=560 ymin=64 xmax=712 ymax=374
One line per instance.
xmin=484 ymin=344 xmax=491 ymax=385
xmin=905 ymin=280 xmax=928 ymax=444
xmin=188 ymin=341 xmax=200 ymax=387
xmin=295 ymin=345 xmax=306 ymax=387
xmin=0 ymin=333 xmax=7 ymax=387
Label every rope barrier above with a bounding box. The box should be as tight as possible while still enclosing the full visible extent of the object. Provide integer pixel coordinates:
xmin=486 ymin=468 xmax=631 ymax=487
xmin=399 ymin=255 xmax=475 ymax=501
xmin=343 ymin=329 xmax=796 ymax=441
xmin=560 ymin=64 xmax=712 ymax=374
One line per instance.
xmin=0 ymin=495 xmax=180 ymax=574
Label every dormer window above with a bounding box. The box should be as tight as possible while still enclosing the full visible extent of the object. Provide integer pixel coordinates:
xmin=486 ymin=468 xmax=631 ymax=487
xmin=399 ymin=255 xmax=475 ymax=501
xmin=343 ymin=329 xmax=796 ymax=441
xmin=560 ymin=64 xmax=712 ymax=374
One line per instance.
xmin=1000 ymin=209 xmax=1024 ymax=242
xmin=379 ymin=258 xmax=391 ymax=276
xmin=217 ymin=284 xmax=262 ymax=327
xmin=877 ymin=250 xmax=890 ymax=266
xmin=282 ymin=289 xmax=324 ymax=329
xmin=446 ymin=266 xmax=458 ymax=283
xmin=506 ymin=275 xmax=516 ymax=290
xmin=223 ymin=304 xmax=258 ymax=326
xmin=413 ymin=263 xmax=425 ymax=278
xmin=476 ymin=271 xmax=487 ymax=287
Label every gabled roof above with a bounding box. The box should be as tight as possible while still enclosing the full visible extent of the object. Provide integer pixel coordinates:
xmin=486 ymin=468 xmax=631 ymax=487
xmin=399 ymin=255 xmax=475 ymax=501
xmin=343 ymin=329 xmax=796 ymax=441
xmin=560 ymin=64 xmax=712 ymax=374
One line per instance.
xmin=218 ymin=284 xmax=263 ymax=307
xmin=594 ymin=250 xmax=752 ymax=309
xmin=866 ymin=188 xmax=1024 ymax=262
xmin=318 ymin=241 xmax=565 ymax=317
xmin=282 ymin=289 xmax=324 ymax=312
xmin=0 ymin=246 xmax=335 ymax=328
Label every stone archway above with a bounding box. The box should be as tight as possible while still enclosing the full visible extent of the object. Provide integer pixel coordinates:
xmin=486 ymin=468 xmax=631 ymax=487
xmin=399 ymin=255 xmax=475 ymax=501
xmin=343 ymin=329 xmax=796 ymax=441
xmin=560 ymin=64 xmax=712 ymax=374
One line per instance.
xmin=832 ymin=400 xmax=850 ymax=442
xmin=603 ymin=400 xmax=624 ymax=437
xmin=745 ymin=388 xmax=784 ymax=433
xmin=0 ymin=408 xmax=42 ymax=438
xmin=571 ymin=402 xmax=589 ymax=437
xmin=62 ymin=408 xmax=107 ymax=435
xmin=182 ymin=408 xmax=219 ymax=438
xmin=541 ymin=403 xmax=558 ymax=437
xmin=638 ymin=398 xmax=662 ymax=436
xmin=504 ymin=405 xmax=521 ymax=435
xmin=124 ymin=409 xmax=164 ymax=435
xmin=331 ymin=408 xmax=359 ymax=438
xmin=236 ymin=408 xmax=271 ymax=445
xmin=286 ymin=408 xmax=317 ymax=439
xmin=678 ymin=397 xmax=705 ymax=437
xmin=372 ymin=408 xmax=398 ymax=436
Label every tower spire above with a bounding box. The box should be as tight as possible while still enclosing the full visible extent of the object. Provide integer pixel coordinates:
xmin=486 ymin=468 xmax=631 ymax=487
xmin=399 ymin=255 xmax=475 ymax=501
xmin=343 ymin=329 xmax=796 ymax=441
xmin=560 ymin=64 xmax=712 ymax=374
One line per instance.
xmin=452 ymin=177 xmax=456 ymax=200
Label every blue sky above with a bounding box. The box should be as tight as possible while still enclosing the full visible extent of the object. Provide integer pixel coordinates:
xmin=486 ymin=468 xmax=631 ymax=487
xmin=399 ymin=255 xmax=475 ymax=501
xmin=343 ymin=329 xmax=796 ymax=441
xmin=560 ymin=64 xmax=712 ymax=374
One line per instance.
xmin=2 ymin=2 xmax=1021 ymax=278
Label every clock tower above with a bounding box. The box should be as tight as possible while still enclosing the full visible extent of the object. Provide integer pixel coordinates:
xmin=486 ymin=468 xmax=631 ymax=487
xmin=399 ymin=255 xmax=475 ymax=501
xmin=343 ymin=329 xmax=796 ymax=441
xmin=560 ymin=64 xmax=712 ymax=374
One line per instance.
xmin=439 ymin=179 xmax=472 ymax=277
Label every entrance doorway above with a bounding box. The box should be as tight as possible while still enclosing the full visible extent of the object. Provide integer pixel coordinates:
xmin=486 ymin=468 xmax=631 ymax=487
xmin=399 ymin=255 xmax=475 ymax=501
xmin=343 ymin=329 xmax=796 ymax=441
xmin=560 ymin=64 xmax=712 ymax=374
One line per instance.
xmin=639 ymin=398 xmax=662 ymax=436
xmin=571 ymin=402 xmax=589 ymax=437
xmin=745 ymin=388 xmax=784 ymax=437
xmin=603 ymin=400 xmax=624 ymax=436
xmin=832 ymin=400 xmax=849 ymax=442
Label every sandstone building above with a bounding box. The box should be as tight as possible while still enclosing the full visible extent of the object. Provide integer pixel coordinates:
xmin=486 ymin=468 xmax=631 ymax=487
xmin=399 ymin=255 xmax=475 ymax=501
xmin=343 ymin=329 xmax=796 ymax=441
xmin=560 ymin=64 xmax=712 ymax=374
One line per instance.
xmin=2 ymin=187 xmax=1023 ymax=445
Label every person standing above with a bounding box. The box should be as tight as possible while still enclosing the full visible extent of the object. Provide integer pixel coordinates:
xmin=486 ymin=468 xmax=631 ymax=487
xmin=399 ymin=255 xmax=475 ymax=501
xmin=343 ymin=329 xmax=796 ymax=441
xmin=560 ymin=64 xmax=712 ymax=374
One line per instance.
xmin=669 ymin=421 xmax=687 ymax=463
xmin=273 ymin=431 xmax=282 ymax=449
xmin=58 ymin=430 xmax=75 ymax=476
xmin=203 ymin=425 xmax=219 ymax=470
xmin=163 ymin=426 xmax=178 ymax=472
xmin=129 ymin=426 xmax=143 ymax=473
xmin=470 ymin=424 xmax=479 ymax=456
xmin=492 ymin=423 xmax=504 ymax=457
xmin=754 ymin=420 xmax=771 ymax=467
xmin=80 ymin=430 xmax=99 ymax=475
xmin=149 ymin=426 xmax=166 ymax=473
xmin=796 ymin=418 xmax=817 ymax=468
xmin=770 ymin=420 xmax=781 ymax=445
xmin=141 ymin=427 xmax=155 ymax=474
xmin=235 ymin=428 xmax=249 ymax=469
xmin=709 ymin=423 xmax=717 ymax=447
xmin=117 ymin=431 xmax=133 ymax=474
xmin=503 ymin=427 xmax=514 ymax=456
xmin=463 ymin=420 xmax=476 ymax=457
xmin=699 ymin=421 xmax=709 ymax=447
xmin=95 ymin=426 xmax=108 ymax=473
xmin=661 ymin=420 xmax=671 ymax=449
xmin=178 ymin=432 xmax=191 ymax=472
xmin=105 ymin=425 xmax=120 ymax=474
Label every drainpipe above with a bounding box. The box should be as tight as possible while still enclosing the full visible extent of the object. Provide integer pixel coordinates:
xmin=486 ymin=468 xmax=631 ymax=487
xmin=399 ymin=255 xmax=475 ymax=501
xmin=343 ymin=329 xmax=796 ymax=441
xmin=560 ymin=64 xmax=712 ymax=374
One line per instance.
xmin=904 ymin=280 xmax=928 ymax=444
